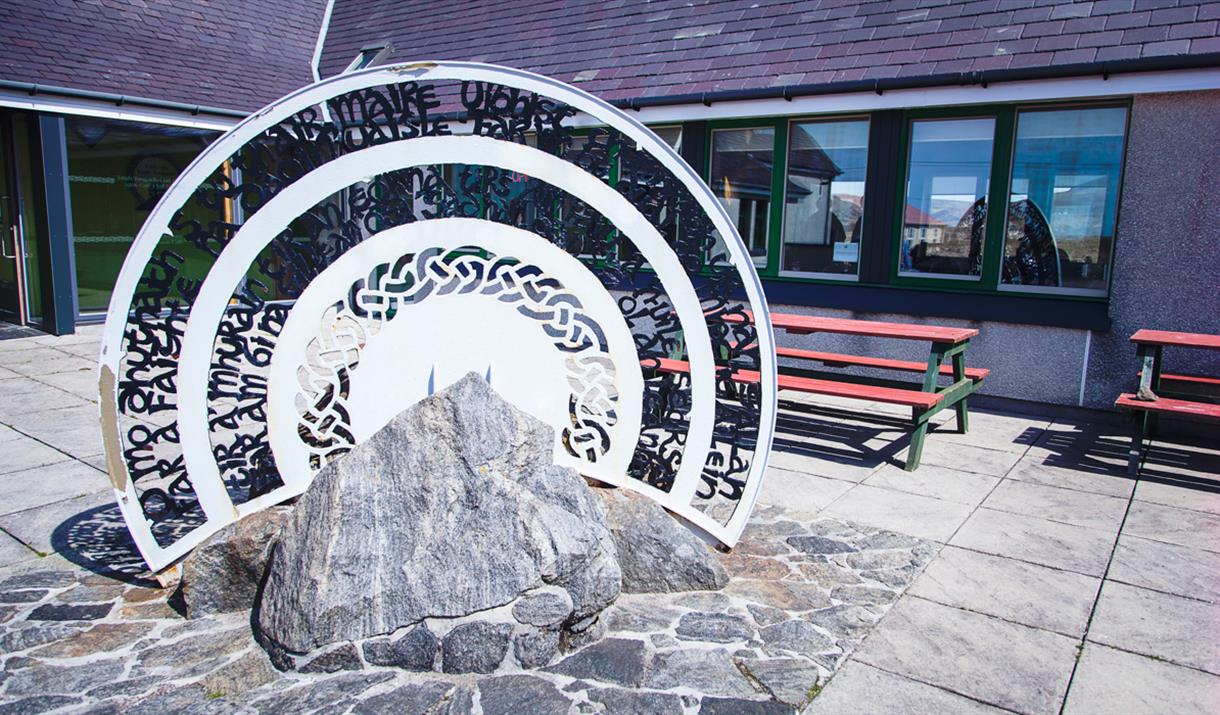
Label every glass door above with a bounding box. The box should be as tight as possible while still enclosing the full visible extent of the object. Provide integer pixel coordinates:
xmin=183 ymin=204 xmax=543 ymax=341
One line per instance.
xmin=0 ymin=114 xmax=27 ymax=324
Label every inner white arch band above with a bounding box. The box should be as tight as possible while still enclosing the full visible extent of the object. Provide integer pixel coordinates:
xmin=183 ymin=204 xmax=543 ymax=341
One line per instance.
xmin=266 ymin=218 xmax=645 ymax=490
xmin=176 ymin=135 xmax=717 ymax=527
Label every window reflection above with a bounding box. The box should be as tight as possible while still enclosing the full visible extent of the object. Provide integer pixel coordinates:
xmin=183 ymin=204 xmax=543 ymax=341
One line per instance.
xmin=899 ymin=117 xmax=995 ymax=279
xmin=782 ymin=119 xmax=869 ymax=277
xmin=710 ymin=127 xmax=773 ymax=266
xmin=65 ymin=117 xmax=221 ymax=312
xmin=1003 ymin=107 xmax=1126 ymax=295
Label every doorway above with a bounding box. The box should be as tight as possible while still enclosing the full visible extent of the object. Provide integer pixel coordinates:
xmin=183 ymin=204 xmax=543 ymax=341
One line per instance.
xmin=0 ymin=111 xmax=49 ymax=331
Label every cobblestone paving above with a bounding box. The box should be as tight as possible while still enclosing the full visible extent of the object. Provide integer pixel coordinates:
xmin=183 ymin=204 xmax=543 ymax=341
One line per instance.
xmin=0 ymin=503 xmax=934 ymax=714
xmin=2 ymin=328 xmax=1219 ymax=713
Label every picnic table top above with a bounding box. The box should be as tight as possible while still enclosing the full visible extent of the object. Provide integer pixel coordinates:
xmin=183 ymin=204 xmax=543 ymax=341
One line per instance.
xmin=732 ymin=311 xmax=977 ymax=344
xmin=1130 ymin=329 xmax=1220 ymax=350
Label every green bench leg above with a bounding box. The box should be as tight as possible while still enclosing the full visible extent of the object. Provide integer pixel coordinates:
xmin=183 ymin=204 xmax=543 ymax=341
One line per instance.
xmin=1128 ymin=410 xmax=1147 ymax=477
xmin=907 ymin=411 xmax=930 ymax=471
xmin=951 ymin=352 xmax=969 ymax=434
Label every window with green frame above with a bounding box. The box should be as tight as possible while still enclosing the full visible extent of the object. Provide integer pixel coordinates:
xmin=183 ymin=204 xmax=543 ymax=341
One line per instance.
xmin=702 ymin=100 xmax=1129 ymax=301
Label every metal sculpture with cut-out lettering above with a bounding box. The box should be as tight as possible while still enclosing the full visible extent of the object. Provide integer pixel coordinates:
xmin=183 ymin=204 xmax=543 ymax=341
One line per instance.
xmin=98 ymin=63 xmax=777 ymax=571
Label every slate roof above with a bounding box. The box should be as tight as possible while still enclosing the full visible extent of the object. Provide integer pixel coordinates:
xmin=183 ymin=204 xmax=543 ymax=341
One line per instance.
xmin=319 ymin=0 xmax=1220 ymax=105
xmin=0 ymin=0 xmax=327 ymax=113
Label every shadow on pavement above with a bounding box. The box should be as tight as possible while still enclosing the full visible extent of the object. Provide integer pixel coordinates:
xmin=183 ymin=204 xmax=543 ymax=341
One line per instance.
xmin=51 ymin=502 xmax=160 ymax=588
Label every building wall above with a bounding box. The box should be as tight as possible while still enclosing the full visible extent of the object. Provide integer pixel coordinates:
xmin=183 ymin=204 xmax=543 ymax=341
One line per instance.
xmin=768 ymin=90 xmax=1220 ymax=411
xmin=1083 ymin=90 xmax=1220 ymax=409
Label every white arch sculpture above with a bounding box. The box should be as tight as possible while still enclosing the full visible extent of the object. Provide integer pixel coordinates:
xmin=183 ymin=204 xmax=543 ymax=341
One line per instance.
xmin=98 ymin=62 xmax=778 ymax=572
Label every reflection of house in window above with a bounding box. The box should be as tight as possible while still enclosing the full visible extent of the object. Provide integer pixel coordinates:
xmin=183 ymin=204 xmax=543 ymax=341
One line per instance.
xmin=902 ymin=206 xmax=944 ymax=244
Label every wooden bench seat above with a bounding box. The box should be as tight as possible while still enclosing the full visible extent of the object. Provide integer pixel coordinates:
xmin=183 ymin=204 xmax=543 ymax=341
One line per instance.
xmin=1115 ymin=393 xmax=1220 ymax=419
xmin=777 ymin=346 xmax=990 ymax=382
xmin=651 ymin=359 xmax=944 ymax=409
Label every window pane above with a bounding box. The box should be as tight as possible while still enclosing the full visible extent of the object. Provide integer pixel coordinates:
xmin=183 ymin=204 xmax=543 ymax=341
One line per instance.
xmin=710 ymin=127 xmax=773 ymax=266
xmin=65 ymin=117 xmax=221 ymax=312
xmin=1003 ymin=107 xmax=1127 ymax=294
xmin=900 ymin=117 xmax=995 ymax=279
xmin=653 ymin=126 xmax=682 ymax=152
xmin=782 ymin=119 xmax=869 ymax=277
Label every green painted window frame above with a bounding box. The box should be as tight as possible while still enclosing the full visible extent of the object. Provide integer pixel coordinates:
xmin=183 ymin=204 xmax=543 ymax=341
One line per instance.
xmin=890 ymin=104 xmax=1015 ymax=293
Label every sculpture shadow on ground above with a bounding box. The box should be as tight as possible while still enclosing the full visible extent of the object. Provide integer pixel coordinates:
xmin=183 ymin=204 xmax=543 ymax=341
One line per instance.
xmin=51 ymin=502 xmax=160 ymax=588
xmin=773 ymin=399 xmax=909 ymax=469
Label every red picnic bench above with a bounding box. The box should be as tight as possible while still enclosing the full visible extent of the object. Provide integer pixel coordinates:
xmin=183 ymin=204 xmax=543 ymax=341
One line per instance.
xmin=689 ymin=312 xmax=989 ymax=470
xmin=1116 ymin=329 xmax=1220 ymax=476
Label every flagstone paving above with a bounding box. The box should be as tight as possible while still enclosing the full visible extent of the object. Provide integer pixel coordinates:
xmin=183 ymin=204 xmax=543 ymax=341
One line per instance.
xmin=0 ymin=327 xmax=1217 ymax=713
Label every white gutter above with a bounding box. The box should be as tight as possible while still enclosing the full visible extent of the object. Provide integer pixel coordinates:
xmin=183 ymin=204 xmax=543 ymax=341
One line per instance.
xmin=570 ymin=67 xmax=1220 ymax=126
xmin=0 ymin=89 xmax=239 ymax=131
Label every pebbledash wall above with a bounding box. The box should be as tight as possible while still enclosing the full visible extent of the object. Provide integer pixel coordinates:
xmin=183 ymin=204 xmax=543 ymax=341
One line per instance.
xmin=772 ymin=90 xmax=1220 ymax=410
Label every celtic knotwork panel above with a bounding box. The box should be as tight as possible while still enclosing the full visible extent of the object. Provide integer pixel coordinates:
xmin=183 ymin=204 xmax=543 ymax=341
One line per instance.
xmin=295 ymin=246 xmax=619 ymax=470
xmin=100 ymin=62 xmax=777 ymax=571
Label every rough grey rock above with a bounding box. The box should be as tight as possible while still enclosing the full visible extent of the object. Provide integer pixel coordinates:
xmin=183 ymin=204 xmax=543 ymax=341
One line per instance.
xmin=675 ymin=612 xmax=754 ymax=643
xmin=256 ymin=374 xmax=619 ymax=654
xmin=511 ymin=586 xmax=573 ymax=627
xmin=512 ymin=626 xmax=560 ymax=668
xmin=786 ymin=535 xmax=857 ymax=555
xmin=736 ymin=657 xmax=822 ymax=706
xmin=759 ymin=620 xmax=836 ymax=657
xmin=544 ymin=637 xmax=647 ymax=687
xmin=596 ymin=487 xmax=728 ymax=593
xmin=362 ymin=624 xmax=438 ymax=670
xmin=441 ymin=621 xmax=513 ymax=674
xmin=180 ymin=506 xmax=292 ymax=618
xmin=699 ymin=696 xmax=797 ymax=714
xmin=27 ymin=603 xmax=111 ymax=621
xmin=478 ymin=675 xmax=572 ymax=715
xmin=351 ymin=681 xmax=455 ymax=714
xmin=299 ymin=643 xmax=362 ymax=673
xmin=588 ymin=687 xmax=685 ymax=715
xmin=0 ymin=695 xmax=84 ymax=714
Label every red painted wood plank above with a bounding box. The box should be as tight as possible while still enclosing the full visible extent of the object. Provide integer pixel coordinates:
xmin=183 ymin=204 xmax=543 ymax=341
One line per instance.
xmin=649 ymin=358 xmax=944 ymax=409
xmin=727 ymin=311 xmax=977 ymax=344
xmin=1139 ymin=371 xmax=1220 ymax=388
xmin=1130 ymin=329 xmax=1220 ymax=350
xmin=776 ymin=346 xmax=990 ymax=381
xmin=1115 ymin=393 xmax=1220 ymax=419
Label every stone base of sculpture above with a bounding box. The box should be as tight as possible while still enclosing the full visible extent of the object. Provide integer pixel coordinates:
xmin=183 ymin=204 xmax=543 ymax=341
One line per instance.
xmin=178 ymin=373 xmax=726 ymax=674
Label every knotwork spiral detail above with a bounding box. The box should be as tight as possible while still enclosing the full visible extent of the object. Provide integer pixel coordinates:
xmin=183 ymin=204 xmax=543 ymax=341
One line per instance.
xmin=294 ymin=246 xmax=619 ymax=471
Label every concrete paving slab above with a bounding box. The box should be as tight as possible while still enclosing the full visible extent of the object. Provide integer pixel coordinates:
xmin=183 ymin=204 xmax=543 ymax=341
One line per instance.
xmin=1108 ymin=534 xmax=1220 ymax=603
xmin=32 ymin=371 xmax=100 ymax=402
xmin=1122 ymin=500 xmax=1220 ymax=554
xmin=1005 ymin=451 xmax=1135 ymax=498
xmin=863 ymin=464 xmax=999 ymax=507
xmin=908 ymin=546 xmax=1099 ymax=637
xmin=981 ymin=480 xmax=1129 ymax=533
xmin=950 ymin=508 xmax=1115 ymax=577
xmin=807 ymin=660 xmax=1006 ymax=715
xmin=3 ymin=405 xmax=104 ymax=458
xmin=821 ymin=484 xmax=974 ymax=542
xmin=0 ymin=386 xmax=93 ymax=420
xmin=0 ymin=529 xmax=39 ymax=568
xmin=0 ymin=489 xmax=114 ymax=556
xmin=1088 ymin=581 xmax=1220 ymax=675
xmin=0 ymin=439 xmax=73 ymax=476
xmin=1065 ymin=642 xmax=1220 ymax=715
xmin=1133 ymin=480 xmax=1220 ymax=517
xmin=756 ymin=467 xmax=855 ymax=518
xmin=1139 ymin=442 xmax=1220 ymax=490
xmin=0 ymin=376 xmax=51 ymax=396
xmin=900 ymin=441 xmax=1024 ymax=477
xmin=0 ymin=459 xmax=110 ymax=516
xmin=767 ymin=445 xmax=882 ymax=483
xmin=853 ymin=596 xmax=1077 ymax=714
xmin=3 ymin=348 xmax=94 ymax=376
xmin=927 ymin=415 xmax=1046 ymax=454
